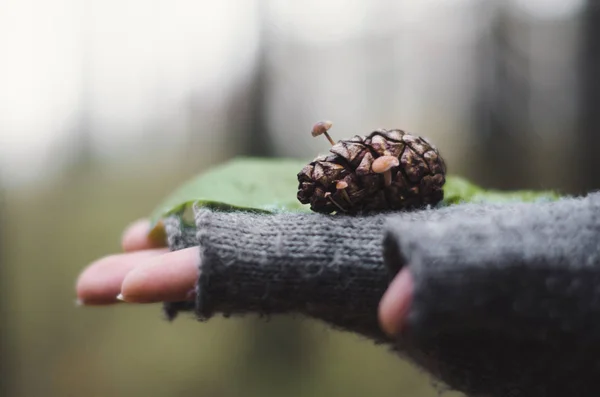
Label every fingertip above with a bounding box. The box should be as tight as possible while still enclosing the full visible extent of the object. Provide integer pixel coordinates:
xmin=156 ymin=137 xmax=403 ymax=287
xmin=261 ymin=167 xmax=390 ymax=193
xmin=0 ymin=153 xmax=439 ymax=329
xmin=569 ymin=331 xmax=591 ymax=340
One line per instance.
xmin=120 ymin=246 xmax=200 ymax=303
xmin=76 ymin=249 xmax=168 ymax=305
xmin=121 ymin=219 xmax=150 ymax=251
xmin=122 ymin=219 xmax=166 ymax=252
xmin=379 ymin=268 xmax=414 ymax=338
xmin=75 ymin=254 xmax=130 ymax=305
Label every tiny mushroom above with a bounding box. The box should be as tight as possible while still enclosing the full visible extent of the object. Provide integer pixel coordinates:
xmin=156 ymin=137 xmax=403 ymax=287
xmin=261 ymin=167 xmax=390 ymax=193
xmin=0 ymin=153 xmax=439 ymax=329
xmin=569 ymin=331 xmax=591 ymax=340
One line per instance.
xmin=311 ymin=120 xmax=336 ymax=146
xmin=336 ymin=180 xmax=352 ymax=204
xmin=324 ymin=191 xmax=346 ymax=212
xmin=372 ymin=155 xmax=400 ymax=187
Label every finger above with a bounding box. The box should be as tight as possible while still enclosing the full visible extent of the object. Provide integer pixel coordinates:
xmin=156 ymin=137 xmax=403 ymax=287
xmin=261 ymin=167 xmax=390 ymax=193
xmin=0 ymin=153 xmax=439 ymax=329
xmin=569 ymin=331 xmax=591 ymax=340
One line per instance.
xmin=76 ymin=248 xmax=169 ymax=305
xmin=121 ymin=219 xmax=167 ymax=252
xmin=120 ymin=246 xmax=200 ymax=303
xmin=378 ymin=268 xmax=414 ymax=337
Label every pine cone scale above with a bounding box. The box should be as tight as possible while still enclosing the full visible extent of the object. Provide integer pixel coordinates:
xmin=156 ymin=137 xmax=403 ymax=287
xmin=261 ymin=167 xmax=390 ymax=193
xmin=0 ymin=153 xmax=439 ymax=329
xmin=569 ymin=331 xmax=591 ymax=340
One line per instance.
xmin=401 ymin=148 xmax=430 ymax=183
xmin=402 ymin=135 xmax=431 ymax=155
xmin=331 ymin=141 xmax=368 ymax=167
xmin=370 ymin=134 xmax=405 ymax=157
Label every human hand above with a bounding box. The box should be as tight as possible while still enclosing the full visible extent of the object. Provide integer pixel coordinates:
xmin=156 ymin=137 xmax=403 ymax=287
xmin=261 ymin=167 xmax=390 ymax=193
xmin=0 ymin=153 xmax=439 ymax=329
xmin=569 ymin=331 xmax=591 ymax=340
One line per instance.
xmin=76 ymin=219 xmax=198 ymax=305
xmin=76 ymin=219 xmax=413 ymax=337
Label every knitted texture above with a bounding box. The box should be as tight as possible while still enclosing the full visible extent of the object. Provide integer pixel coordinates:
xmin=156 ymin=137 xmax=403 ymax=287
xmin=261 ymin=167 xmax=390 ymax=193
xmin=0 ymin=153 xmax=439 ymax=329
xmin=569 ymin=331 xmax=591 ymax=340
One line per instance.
xmin=162 ymin=192 xmax=600 ymax=397
xmin=164 ymin=207 xmax=394 ymax=342
xmin=384 ymin=192 xmax=600 ymax=397
xmin=162 ymin=218 xmax=198 ymax=317
xmin=162 ymin=204 xmax=465 ymax=339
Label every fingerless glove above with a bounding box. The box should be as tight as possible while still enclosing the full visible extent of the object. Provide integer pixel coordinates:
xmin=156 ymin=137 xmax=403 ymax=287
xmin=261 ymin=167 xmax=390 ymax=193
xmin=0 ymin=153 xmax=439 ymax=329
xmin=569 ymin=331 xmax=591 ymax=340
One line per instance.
xmin=163 ymin=192 xmax=600 ymax=397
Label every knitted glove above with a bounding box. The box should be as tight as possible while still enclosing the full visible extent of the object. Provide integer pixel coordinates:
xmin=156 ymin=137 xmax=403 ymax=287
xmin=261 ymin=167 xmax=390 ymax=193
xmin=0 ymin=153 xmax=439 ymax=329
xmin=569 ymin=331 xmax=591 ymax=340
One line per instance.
xmin=385 ymin=192 xmax=600 ymax=397
xmin=163 ymin=192 xmax=600 ymax=397
xmin=163 ymin=209 xmax=394 ymax=343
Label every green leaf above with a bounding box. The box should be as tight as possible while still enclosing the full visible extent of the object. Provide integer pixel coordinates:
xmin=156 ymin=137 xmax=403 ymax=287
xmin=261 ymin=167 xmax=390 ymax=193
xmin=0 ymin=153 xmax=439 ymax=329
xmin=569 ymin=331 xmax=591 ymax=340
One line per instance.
xmin=442 ymin=175 xmax=561 ymax=205
xmin=149 ymin=157 xmax=311 ymax=228
xmin=148 ymin=157 xmax=561 ymax=238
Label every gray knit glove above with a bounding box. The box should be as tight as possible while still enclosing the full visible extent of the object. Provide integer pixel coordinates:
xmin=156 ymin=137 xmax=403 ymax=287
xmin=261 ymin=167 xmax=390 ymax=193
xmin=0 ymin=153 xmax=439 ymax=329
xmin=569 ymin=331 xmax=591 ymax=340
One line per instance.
xmin=163 ymin=208 xmax=394 ymax=342
xmin=163 ymin=193 xmax=600 ymax=397
xmin=385 ymin=192 xmax=600 ymax=397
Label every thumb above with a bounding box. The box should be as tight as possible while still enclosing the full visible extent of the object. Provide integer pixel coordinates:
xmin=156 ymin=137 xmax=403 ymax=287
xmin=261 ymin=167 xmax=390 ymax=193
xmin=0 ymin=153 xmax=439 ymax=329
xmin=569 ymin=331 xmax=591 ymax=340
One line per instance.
xmin=378 ymin=268 xmax=414 ymax=337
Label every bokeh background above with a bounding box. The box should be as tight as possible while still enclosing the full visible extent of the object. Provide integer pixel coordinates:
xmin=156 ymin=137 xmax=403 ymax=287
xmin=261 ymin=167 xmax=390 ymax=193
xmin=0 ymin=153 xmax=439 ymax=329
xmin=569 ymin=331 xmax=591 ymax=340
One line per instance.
xmin=2 ymin=1 xmax=600 ymax=396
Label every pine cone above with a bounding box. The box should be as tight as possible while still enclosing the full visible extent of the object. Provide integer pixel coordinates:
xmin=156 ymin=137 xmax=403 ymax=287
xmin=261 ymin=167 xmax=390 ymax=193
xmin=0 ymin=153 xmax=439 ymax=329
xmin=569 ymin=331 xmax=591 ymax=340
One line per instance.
xmin=297 ymin=128 xmax=446 ymax=214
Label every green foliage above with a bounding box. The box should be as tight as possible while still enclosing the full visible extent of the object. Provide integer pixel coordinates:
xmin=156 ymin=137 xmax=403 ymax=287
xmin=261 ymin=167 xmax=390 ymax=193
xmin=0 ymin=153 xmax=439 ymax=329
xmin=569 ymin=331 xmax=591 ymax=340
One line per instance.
xmin=442 ymin=175 xmax=561 ymax=205
xmin=149 ymin=157 xmax=561 ymax=235
xmin=149 ymin=157 xmax=311 ymax=227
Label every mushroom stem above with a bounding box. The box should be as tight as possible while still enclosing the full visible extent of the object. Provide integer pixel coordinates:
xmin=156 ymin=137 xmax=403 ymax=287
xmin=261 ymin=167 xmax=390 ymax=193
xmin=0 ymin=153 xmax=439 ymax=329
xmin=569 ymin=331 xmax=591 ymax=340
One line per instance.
xmin=340 ymin=188 xmax=352 ymax=204
xmin=383 ymin=171 xmax=392 ymax=187
xmin=371 ymin=155 xmax=399 ymax=188
xmin=311 ymin=121 xmax=336 ymax=146
xmin=336 ymin=180 xmax=352 ymax=204
xmin=325 ymin=192 xmax=347 ymax=213
xmin=323 ymin=131 xmax=336 ymax=146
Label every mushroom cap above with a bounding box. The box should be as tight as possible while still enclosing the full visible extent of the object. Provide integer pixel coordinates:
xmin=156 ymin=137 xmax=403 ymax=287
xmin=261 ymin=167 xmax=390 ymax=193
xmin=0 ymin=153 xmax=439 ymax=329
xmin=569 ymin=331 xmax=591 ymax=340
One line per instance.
xmin=372 ymin=155 xmax=400 ymax=173
xmin=336 ymin=180 xmax=348 ymax=190
xmin=311 ymin=120 xmax=333 ymax=137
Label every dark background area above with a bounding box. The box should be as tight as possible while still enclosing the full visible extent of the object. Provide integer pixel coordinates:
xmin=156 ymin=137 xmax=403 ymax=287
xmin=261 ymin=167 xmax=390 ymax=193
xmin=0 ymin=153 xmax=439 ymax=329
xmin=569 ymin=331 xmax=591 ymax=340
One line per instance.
xmin=1 ymin=1 xmax=599 ymax=396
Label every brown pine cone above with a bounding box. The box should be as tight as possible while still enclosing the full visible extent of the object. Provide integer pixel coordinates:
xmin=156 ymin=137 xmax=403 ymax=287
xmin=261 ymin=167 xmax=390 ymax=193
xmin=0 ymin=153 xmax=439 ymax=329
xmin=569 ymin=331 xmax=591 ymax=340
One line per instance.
xmin=297 ymin=128 xmax=446 ymax=214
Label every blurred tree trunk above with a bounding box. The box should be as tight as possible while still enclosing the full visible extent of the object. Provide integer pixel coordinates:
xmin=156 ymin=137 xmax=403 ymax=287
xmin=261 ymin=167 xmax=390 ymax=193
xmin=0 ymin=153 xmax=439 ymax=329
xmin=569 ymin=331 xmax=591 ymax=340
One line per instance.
xmin=223 ymin=3 xmax=316 ymax=394
xmin=223 ymin=0 xmax=274 ymax=158
xmin=0 ymin=181 xmax=10 ymax=396
xmin=576 ymin=2 xmax=600 ymax=193
xmin=471 ymin=1 xmax=533 ymax=190
xmin=227 ymin=11 xmax=274 ymax=157
xmin=244 ymin=38 xmax=274 ymax=157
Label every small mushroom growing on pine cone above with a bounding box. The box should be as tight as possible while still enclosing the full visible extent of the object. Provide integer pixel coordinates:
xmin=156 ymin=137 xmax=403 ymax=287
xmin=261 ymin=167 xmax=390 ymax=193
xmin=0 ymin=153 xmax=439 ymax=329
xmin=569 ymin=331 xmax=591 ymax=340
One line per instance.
xmin=372 ymin=155 xmax=400 ymax=187
xmin=336 ymin=180 xmax=352 ymax=204
xmin=297 ymin=124 xmax=446 ymax=214
xmin=311 ymin=120 xmax=336 ymax=146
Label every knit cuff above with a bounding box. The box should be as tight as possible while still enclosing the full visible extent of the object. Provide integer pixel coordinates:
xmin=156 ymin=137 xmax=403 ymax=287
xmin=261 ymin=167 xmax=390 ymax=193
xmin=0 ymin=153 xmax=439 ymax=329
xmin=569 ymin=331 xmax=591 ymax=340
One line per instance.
xmin=382 ymin=193 xmax=600 ymax=396
xmin=163 ymin=206 xmax=394 ymax=343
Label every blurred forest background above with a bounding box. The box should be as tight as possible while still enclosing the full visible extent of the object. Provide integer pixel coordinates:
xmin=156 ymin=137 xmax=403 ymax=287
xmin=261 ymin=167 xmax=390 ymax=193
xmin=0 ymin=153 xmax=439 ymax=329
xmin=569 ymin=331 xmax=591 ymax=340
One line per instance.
xmin=1 ymin=0 xmax=600 ymax=396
